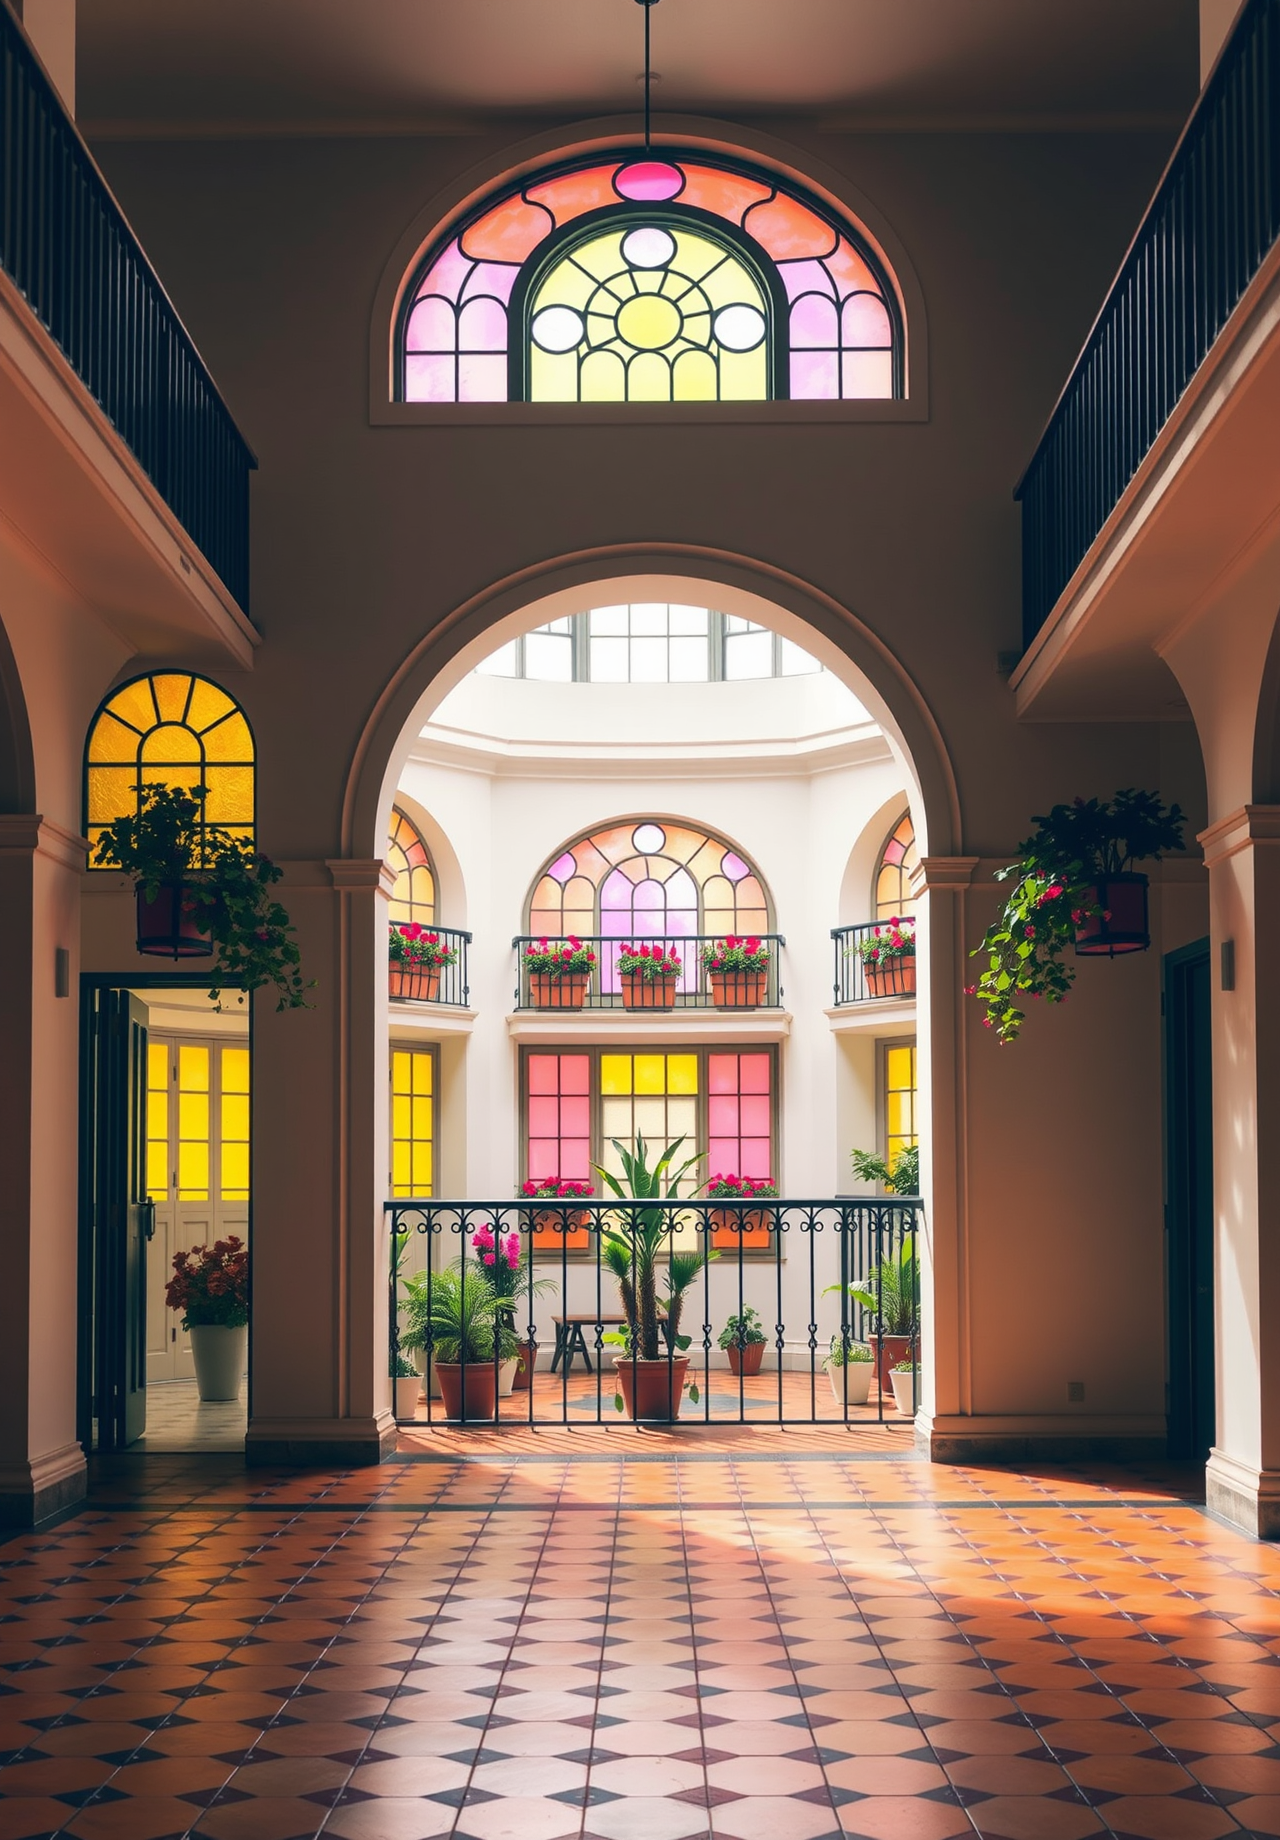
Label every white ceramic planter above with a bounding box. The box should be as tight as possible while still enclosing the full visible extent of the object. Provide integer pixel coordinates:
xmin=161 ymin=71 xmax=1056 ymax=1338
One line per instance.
xmin=497 ymin=1357 xmax=517 ymax=1398
xmin=189 ymin=1324 xmax=247 ymax=1402
xmin=395 ymin=1375 xmax=422 ymax=1420
xmin=827 ymin=1361 xmax=873 ymax=1409
xmin=890 ymin=1368 xmax=920 ymax=1416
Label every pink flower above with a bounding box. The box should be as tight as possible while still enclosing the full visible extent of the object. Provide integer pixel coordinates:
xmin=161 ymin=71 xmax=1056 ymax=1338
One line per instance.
xmin=482 ymin=1251 xmax=495 ymax=1266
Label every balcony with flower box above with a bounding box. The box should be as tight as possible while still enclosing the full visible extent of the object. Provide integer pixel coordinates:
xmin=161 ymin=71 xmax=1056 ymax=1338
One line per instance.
xmin=388 ymin=922 xmax=473 ymax=1033
xmin=827 ymin=919 xmax=917 ymax=1038
xmin=508 ymin=933 xmax=791 ymax=1043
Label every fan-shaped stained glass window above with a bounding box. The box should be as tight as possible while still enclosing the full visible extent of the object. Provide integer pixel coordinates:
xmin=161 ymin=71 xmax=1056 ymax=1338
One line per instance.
xmin=85 ymin=673 xmax=254 ymax=867
xmin=399 ymin=151 xmax=901 ymax=404
xmin=875 ymin=814 xmax=918 ymax=920
xmin=387 ymin=808 xmax=437 ymax=927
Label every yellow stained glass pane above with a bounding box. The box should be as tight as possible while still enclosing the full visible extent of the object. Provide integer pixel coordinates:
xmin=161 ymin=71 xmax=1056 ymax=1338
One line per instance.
xmin=204 ymin=768 xmax=254 ymax=823
xmin=185 ymin=676 xmax=236 ymax=732
xmin=221 ymin=1143 xmax=250 ymax=1198
xmin=88 ymin=713 xmax=141 ymax=763
xmin=148 ymin=1042 xmax=168 ymax=1089
xmin=87 ymin=768 xmax=137 ymax=826
xmin=179 ymin=1092 xmax=209 ymax=1139
xmin=633 ymin=1055 xmax=666 ymax=1096
xmin=392 ymin=1142 xmax=411 ymax=1192
xmin=146 ymin=1142 xmax=168 ymax=1201
xmin=628 ymin=351 xmax=670 ymax=402
xmin=392 ymin=1052 xmax=412 ymax=1096
xmin=142 ymin=763 xmax=200 ymax=793
xmin=179 ymin=1046 xmax=209 ymax=1091
xmin=221 ymin=1094 xmax=250 ymax=1142
xmin=601 ymin=1056 xmax=632 ymax=1096
xmin=719 ymin=346 xmax=768 ymax=400
xmin=178 ymin=1142 xmax=209 ymax=1198
xmin=668 ymin=1055 xmax=698 ymax=1095
xmin=106 ymin=678 xmax=158 ymax=732
xmin=886 ymin=1093 xmax=911 ymax=1139
xmin=531 ymin=347 xmax=580 ymax=402
xmin=412 ymin=1146 xmax=433 ymax=1188
xmin=151 ymin=675 xmax=193 ymax=724
xmin=222 ymin=1048 xmax=250 ymax=1094
xmin=886 ymin=1046 xmax=914 ymax=1089
xmin=411 ymin=1097 xmax=433 ymax=1138
xmin=672 ymin=349 xmax=717 ymax=401
xmin=392 ymin=1096 xmax=412 ymax=1138
xmin=201 ymin=713 xmax=253 ymax=763
xmin=142 ymin=723 xmax=201 ymax=763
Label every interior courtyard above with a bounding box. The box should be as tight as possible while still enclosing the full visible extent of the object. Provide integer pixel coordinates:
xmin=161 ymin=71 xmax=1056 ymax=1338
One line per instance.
xmin=4 ymin=0 xmax=1280 ymax=1833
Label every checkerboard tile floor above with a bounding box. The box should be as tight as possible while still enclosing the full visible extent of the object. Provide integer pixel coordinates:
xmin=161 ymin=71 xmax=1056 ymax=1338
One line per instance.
xmin=0 ymin=1439 xmax=1275 ymax=1839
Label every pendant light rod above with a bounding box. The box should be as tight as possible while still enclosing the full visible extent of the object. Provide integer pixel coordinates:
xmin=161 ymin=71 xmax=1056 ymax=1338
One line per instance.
xmin=635 ymin=0 xmax=659 ymax=152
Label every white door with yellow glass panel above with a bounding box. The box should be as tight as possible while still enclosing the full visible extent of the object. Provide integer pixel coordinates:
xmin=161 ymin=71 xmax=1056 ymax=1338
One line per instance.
xmin=145 ymin=1037 xmax=250 ymax=1384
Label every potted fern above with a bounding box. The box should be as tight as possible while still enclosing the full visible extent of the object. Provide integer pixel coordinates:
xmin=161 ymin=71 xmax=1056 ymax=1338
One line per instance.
xmin=830 ymin=1144 xmax=920 ymax=1388
xmin=399 ymin=1262 xmax=517 ymax=1422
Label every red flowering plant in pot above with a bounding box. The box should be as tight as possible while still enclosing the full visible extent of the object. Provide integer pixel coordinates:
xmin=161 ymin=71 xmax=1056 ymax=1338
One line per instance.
xmin=616 ymin=942 xmax=682 ymax=1010
xmin=165 ymin=1235 xmax=249 ymax=1402
xmin=704 ymin=1173 xmax=778 ymax=1250
xmin=523 ymin=937 xmax=597 ymax=1010
xmin=969 ymin=790 xmax=1185 ymax=1043
xmin=469 ymin=1222 xmax=554 ymax=1395
xmin=700 ymin=936 xmax=771 ymax=1008
xmin=389 ymin=922 xmax=458 ymax=1001
xmin=852 ymin=918 xmax=916 ymax=997
xmin=520 ymin=1177 xmax=595 ymax=1247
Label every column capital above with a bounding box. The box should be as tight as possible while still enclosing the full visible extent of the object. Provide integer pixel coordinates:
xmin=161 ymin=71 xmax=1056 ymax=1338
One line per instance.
xmin=326 ymin=857 xmax=398 ymax=898
xmin=913 ymin=855 xmax=980 ymax=894
xmin=0 ymin=815 xmax=88 ymax=873
xmin=1198 ymin=805 xmax=1280 ymax=868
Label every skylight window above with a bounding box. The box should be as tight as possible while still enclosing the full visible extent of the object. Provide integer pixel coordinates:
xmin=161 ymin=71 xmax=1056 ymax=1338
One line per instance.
xmin=474 ymin=606 xmax=821 ymax=683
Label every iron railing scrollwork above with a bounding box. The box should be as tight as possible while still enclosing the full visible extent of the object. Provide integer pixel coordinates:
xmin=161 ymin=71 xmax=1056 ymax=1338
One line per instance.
xmin=830 ymin=921 xmax=918 ymax=1005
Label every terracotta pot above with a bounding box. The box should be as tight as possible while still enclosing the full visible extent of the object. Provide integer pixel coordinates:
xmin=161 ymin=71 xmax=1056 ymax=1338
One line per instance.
xmin=864 ymin=957 xmax=916 ymax=998
xmin=529 ymin=972 xmax=588 ymax=1009
xmin=531 ymin=1207 xmax=592 ymax=1239
xmin=136 ymin=884 xmax=212 ymax=959
xmin=1073 ymin=873 xmax=1150 ymax=957
xmin=435 ymin=1361 xmax=498 ymax=1422
xmin=389 ymin=963 xmax=441 ymax=1001
xmin=827 ymin=1361 xmax=874 ymax=1409
xmin=709 ymin=970 xmax=768 ymax=1008
xmin=870 ymin=1333 xmax=915 ymax=1390
xmin=620 ymin=975 xmax=677 ymax=1010
xmin=708 ymin=1206 xmax=774 ymax=1249
xmin=726 ymin=1341 xmax=765 ymax=1377
xmin=613 ymin=1354 xmax=690 ymax=1421
xmin=512 ymin=1340 xmax=537 ymax=1391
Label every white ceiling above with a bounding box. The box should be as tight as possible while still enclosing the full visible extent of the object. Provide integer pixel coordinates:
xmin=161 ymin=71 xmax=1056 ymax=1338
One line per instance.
xmin=77 ymin=0 xmax=1198 ymax=135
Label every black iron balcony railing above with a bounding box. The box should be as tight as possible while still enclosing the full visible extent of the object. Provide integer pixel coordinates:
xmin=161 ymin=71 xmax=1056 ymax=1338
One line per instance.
xmin=0 ymin=8 xmax=255 ymax=609
xmin=389 ymin=926 xmax=471 ymax=1007
xmin=1017 ymin=0 xmax=1280 ymax=648
xmin=512 ymin=933 xmax=785 ymax=1010
xmin=831 ymin=921 xmax=917 ymax=1005
xmin=387 ymin=1196 xmax=921 ymax=1427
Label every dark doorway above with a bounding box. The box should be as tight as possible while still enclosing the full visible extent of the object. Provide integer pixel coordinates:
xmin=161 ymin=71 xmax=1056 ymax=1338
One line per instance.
xmin=1164 ymin=939 xmax=1214 ymax=1462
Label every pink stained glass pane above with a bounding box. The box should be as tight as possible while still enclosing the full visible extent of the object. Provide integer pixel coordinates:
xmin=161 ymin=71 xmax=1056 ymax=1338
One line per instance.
xmin=739 ymin=1055 xmax=771 ymax=1094
xmin=740 ymin=1095 xmax=771 ymax=1137
xmin=559 ymin=1140 xmax=591 ymax=1180
xmin=826 ymin=239 xmax=881 ymax=300
xmin=743 ymin=194 xmax=836 ymax=262
xmin=459 ymin=262 xmax=521 ymax=307
xmin=842 ymin=349 xmax=894 ymax=400
xmin=528 ymin=1097 xmax=562 ymax=1137
xmin=548 ymin=852 xmax=576 ymax=883
xmin=709 ymin=1095 xmax=740 ymax=1137
xmin=560 ymin=1056 xmax=590 ymax=1095
xmin=721 ymin=853 xmax=749 ymax=883
xmin=601 ymin=872 xmax=636 ymax=912
xmin=560 ymin=1096 xmax=590 ymax=1137
xmin=708 ymin=1055 xmax=738 ymax=1094
xmin=778 ymin=258 xmax=837 ymax=304
xmin=632 ymin=879 xmax=666 ymax=912
xmin=790 ymin=348 xmax=838 ymax=401
xmin=458 ymin=296 xmax=508 ymax=352
xmin=527 ymin=1057 xmax=559 ymax=1095
xmin=740 ymin=1139 xmax=772 ymax=1179
xmin=709 ymin=1140 xmax=739 ymax=1176
xmin=457 ymin=353 xmax=507 ymax=402
xmin=405 ymin=296 xmax=457 ymax=353
xmin=528 ymin=165 xmax=623 ymax=224
xmin=842 ymin=292 xmax=892 ymax=348
xmin=614 ymin=160 xmax=684 ymax=201
xmin=404 ymin=354 xmax=456 ymax=403
xmin=789 ymin=293 xmax=839 ymax=350
xmin=415 ymin=239 xmax=471 ymax=306
xmin=460 ymin=191 xmax=553 ymax=264
xmin=528 ymin=1141 xmax=560 ymax=1180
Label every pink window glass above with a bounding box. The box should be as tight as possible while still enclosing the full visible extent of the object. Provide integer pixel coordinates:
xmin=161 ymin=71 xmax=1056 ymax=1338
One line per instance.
xmin=525 ymin=1052 xmax=592 ymax=1250
xmin=708 ymin=1052 xmax=774 ymax=1248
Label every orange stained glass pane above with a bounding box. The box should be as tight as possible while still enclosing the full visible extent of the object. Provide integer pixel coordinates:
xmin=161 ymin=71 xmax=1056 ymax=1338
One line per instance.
xmin=678 ymin=165 xmax=774 ymax=224
xmin=460 ymin=192 xmax=554 ymax=264
xmin=200 ymin=713 xmax=254 ymax=763
xmin=185 ymin=676 xmax=237 ymax=732
xmin=151 ymin=674 xmax=193 ymax=724
xmin=87 ymin=713 xmax=141 ymax=763
xmin=528 ymin=165 xmax=622 ymax=226
xmin=743 ymin=194 xmax=838 ymax=262
xmin=105 ymin=677 xmax=158 ymax=733
xmin=826 ymin=239 xmax=882 ymax=300
xmin=141 ymin=724 xmax=201 ymax=763
xmin=203 ymin=772 xmax=253 ymax=826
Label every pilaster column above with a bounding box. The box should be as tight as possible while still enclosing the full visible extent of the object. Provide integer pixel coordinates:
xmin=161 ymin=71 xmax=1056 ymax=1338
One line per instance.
xmin=245 ymin=857 xmax=398 ymax=1466
xmin=1200 ymin=807 xmax=1280 ymax=1535
xmin=0 ymin=815 xmax=85 ymax=1523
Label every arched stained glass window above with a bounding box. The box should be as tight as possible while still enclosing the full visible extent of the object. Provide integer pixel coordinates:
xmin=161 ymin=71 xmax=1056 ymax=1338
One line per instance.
xmin=85 ymin=673 xmax=254 ymax=867
xmin=530 ymin=820 xmax=769 ymax=995
xmin=399 ymin=151 xmax=901 ymax=404
xmin=875 ymin=814 xmax=919 ymax=920
xmin=387 ymin=808 xmax=437 ymax=927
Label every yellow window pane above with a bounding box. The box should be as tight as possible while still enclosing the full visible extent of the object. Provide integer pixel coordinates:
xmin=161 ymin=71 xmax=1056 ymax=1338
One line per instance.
xmin=178 ymin=1142 xmax=209 ymax=1198
xmin=88 ymin=712 xmax=141 ymax=763
xmin=718 ymin=346 xmax=768 ymax=400
xmin=105 ymin=678 xmax=158 ymax=732
xmin=392 ymin=1052 xmax=412 ymax=1095
xmin=86 ymin=768 xmax=137 ymax=827
xmin=179 ymin=1092 xmax=209 ymax=1140
xmin=221 ymin=1143 xmax=250 ymax=1197
xmin=221 ymin=1094 xmax=250 ymax=1142
xmin=151 ymin=675 xmax=193 ymax=724
xmin=627 ymin=351 xmax=671 ymax=402
xmin=221 ymin=1048 xmax=250 ymax=1094
xmin=886 ymin=1093 xmax=912 ymax=1139
xmin=148 ymin=1042 xmax=168 ymax=1090
xmin=141 ymin=723 xmax=201 ymax=763
xmin=633 ymin=1055 xmax=666 ymax=1096
xmin=601 ymin=1055 xmax=632 ymax=1096
xmin=185 ymin=676 xmax=236 ymax=732
xmin=392 ymin=1143 xmax=412 ymax=1193
xmin=203 ymin=767 xmax=254 ymax=824
xmin=141 ymin=762 xmax=201 ymax=793
xmin=412 ymin=1056 xmax=433 ymax=1095
xmin=392 ymin=1096 xmax=412 ymax=1139
xmin=672 ymin=349 xmax=718 ymax=402
xmin=411 ymin=1146 xmax=433 ymax=1189
xmin=885 ymin=1046 xmax=913 ymax=1089
xmin=146 ymin=1143 xmax=168 ymax=1200
xmin=179 ymin=1045 xmax=209 ymax=1091
xmin=667 ymin=1055 xmax=699 ymax=1095
xmin=411 ymin=1097 xmax=433 ymax=1138
xmin=531 ymin=347 xmax=581 ymax=402
xmin=200 ymin=712 xmax=253 ymax=762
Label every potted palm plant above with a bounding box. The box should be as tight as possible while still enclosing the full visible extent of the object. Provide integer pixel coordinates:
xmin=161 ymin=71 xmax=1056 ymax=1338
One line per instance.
xmin=596 ymin=1135 xmax=713 ymax=1420
xmin=523 ymin=937 xmax=597 ymax=1009
xmin=93 ymin=783 xmax=311 ymax=1008
xmin=701 ymin=936 xmax=770 ymax=1007
xmin=389 ymin=922 xmax=457 ymax=1000
xmin=718 ymin=1306 xmax=767 ymax=1376
xmin=616 ymin=943 xmax=682 ymax=1010
xmin=399 ymin=1262 xmax=516 ymax=1421
xmin=165 ymin=1236 xmax=249 ymax=1401
xmin=832 ymin=1144 xmax=920 ymax=1387
xmin=852 ymin=918 xmax=916 ymax=997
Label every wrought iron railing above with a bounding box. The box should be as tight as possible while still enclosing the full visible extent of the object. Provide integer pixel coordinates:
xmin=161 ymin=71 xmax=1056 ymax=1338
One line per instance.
xmin=389 ymin=925 xmax=471 ymax=1007
xmin=0 ymin=7 xmax=255 ymax=609
xmin=512 ymin=933 xmax=785 ymax=1009
xmin=1017 ymin=0 xmax=1280 ymax=647
xmin=387 ymin=1197 xmax=921 ymax=1427
xmin=831 ymin=921 xmax=917 ymax=1005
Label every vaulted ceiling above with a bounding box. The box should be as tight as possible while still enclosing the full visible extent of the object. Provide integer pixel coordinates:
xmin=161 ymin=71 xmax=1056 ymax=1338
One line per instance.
xmin=78 ymin=0 xmax=1198 ymax=136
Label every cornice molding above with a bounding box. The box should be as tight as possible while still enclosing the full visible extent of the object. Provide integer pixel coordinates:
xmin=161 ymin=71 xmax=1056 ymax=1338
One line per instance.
xmin=1198 ymin=804 xmax=1280 ymax=867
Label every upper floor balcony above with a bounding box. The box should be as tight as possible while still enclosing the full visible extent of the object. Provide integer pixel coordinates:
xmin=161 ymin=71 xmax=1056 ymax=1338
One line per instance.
xmin=830 ymin=920 xmax=916 ymax=1007
xmin=0 ymin=5 xmax=255 ymax=639
xmin=511 ymin=933 xmax=786 ymax=1016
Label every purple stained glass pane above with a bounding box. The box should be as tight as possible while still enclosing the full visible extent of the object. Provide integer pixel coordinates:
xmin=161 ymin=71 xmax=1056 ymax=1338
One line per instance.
xmin=405 ymin=296 xmax=457 ymax=354
xmin=548 ymin=853 xmax=576 ymax=884
xmin=601 ymin=870 xmax=634 ymax=910
xmin=789 ymin=293 xmax=838 ymax=350
xmin=632 ymin=879 xmax=666 ymax=911
xmin=457 ymin=296 xmax=509 ymax=352
xmin=417 ymin=239 xmax=472 ymax=306
xmin=842 ymin=292 xmax=892 ymax=347
xmin=403 ymin=354 xmax=456 ymax=403
xmin=615 ymin=160 xmax=684 ymax=202
xmin=459 ymin=262 xmax=521 ymax=306
xmin=458 ymin=353 xmax=508 ymax=402
xmin=790 ymin=348 xmax=838 ymax=401
xmin=721 ymin=852 xmax=749 ymax=883
xmin=778 ymin=258 xmax=837 ymax=303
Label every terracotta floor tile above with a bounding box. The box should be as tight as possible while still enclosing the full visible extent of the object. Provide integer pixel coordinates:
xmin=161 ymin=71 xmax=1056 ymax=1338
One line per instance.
xmin=0 ymin=1800 xmax=73 ymax=1840
xmin=1095 ymin=1798 xmax=1240 ymax=1839
xmin=585 ymin=1799 xmax=713 ymax=1840
xmin=62 ymin=1794 xmax=215 ymax=1839
xmin=188 ymin=1794 xmax=329 ymax=1839
xmin=829 ymin=1796 xmax=972 ymax=1840
xmin=324 ymin=1802 xmax=453 ymax=1840
xmin=965 ymin=1798 xmax=1110 ymax=1840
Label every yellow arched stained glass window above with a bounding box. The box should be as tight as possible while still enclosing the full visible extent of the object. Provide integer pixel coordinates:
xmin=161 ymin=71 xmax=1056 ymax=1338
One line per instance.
xmin=875 ymin=814 xmax=919 ymax=920
xmin=387 ymin=808 xmax=437 ymax=927
xmin=528 ymin=225 xmax=770 ymax=403
xmin=85 ymin=673 xmax=254 ymax=866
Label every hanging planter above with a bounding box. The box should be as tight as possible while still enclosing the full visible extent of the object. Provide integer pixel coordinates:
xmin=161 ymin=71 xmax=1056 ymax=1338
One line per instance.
xmin=616 ymin=943 xmax=681 ymax=1009
xmin=968 ymin=791 xmax=1184 ymax=1043
xmin=135 ymin=884 xmax=212 ymax=959
xmin=701 ymin=937 xmax=771 ymax=1008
